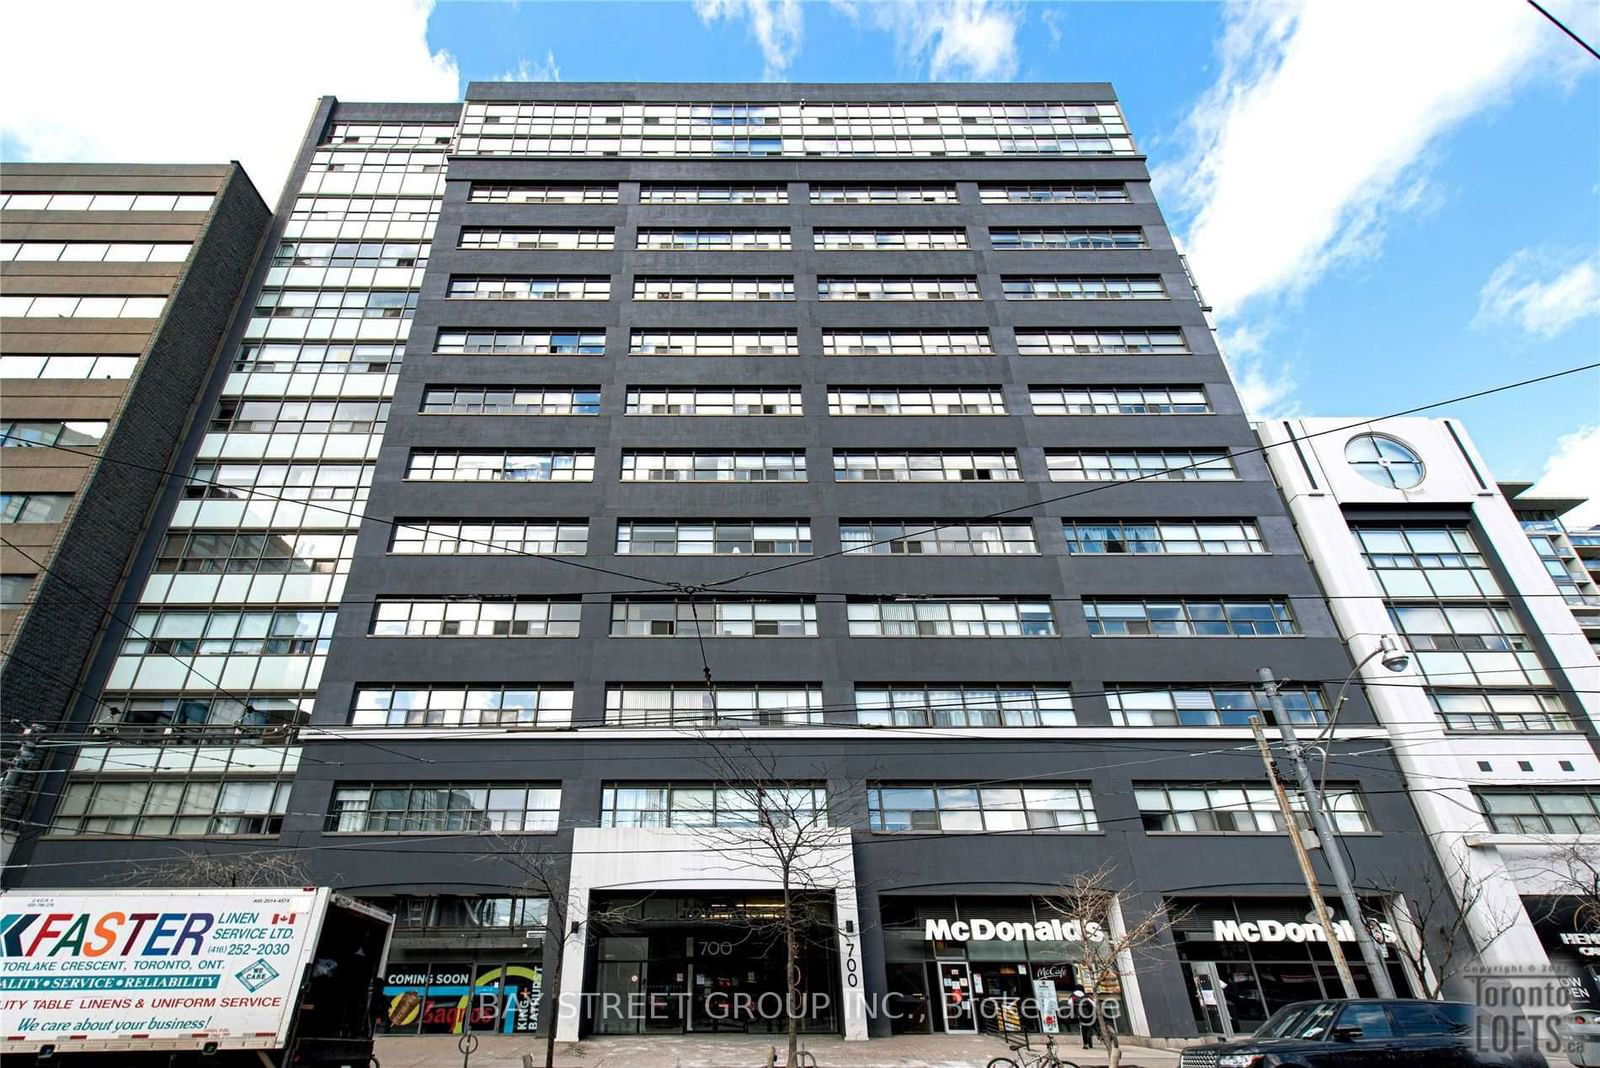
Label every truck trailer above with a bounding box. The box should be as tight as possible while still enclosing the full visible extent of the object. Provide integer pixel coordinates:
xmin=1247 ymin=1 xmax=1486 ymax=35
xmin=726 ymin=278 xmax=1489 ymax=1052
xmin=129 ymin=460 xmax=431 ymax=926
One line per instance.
xmin=0 ymin=886 xmax=392 ymax=1066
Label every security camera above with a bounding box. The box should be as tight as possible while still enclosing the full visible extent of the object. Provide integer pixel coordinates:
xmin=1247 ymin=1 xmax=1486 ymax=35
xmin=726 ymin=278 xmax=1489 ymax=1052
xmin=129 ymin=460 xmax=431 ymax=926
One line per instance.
xmin=1378 ymin=634 xmax=1410 ymax=673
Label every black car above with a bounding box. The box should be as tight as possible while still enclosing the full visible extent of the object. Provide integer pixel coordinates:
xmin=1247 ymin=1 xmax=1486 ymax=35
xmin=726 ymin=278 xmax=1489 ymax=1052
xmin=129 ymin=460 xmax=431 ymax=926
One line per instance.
xmin=1178 ymin=999 xmax=1549 ymax=1067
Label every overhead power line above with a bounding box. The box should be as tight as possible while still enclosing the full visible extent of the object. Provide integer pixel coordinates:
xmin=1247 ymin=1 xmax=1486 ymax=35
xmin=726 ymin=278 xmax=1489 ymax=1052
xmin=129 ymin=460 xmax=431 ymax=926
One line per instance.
xmin=1526 ymin=0 xmax=1600 ymax=61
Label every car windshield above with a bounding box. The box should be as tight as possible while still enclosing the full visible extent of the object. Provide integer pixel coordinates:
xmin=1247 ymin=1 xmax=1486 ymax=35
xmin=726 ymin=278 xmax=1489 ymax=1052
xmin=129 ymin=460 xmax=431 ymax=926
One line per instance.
xmin=1256 ymin=1002 xmax=1337 ymax=1040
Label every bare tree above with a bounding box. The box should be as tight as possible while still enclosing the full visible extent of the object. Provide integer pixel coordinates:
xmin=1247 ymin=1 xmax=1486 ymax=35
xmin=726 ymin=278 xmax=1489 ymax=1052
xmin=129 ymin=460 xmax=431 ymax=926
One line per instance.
xmin=477 ymin=835 xmax=585 ymax=1068
xmin=1375 ymin=844 xmax=1520 ymax=999
xmin=690 ymin=735 xmax=859 ymax=1068
xmin=1536 ymin=839 xmax=1600 ymax=935
xmin=122 ymin=845 xmax=317 ymax=888
xmin=1042 ymin=863 xmax=1187 ymax=1068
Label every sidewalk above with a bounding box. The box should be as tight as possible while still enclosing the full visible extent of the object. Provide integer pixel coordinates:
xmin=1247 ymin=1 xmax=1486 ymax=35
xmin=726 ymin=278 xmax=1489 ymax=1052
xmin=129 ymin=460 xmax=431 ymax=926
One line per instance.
xmin=373 ymin=1033 xmax=1187 ymax=1067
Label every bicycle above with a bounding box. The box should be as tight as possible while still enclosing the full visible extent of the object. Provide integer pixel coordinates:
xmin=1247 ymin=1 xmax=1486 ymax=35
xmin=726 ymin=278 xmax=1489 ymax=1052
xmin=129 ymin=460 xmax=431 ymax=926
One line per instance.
xmin=986 ymin=1031 xmax=1081 ymax=1068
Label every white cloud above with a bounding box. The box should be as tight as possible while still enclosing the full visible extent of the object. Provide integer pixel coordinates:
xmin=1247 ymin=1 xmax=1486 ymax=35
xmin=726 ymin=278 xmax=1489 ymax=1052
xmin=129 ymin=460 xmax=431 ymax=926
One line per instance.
xmin=1475 ymin=248 xmax=1600 ymax=337
xmin=861 ymin=0 xmax=1021 ymax=81
xmin=1159 ymin=0 xmax=1589 ymax=322
xmin=0 ymin=0 xmax=460 ymax=206
xmin=1219 ymin=321 xmax=1300 ymax=418
xmin=1529 ymin=424 xmax=1600 ymax=527
xmin=497 ymin=52 xmax=561 ymax=83
xmin=693 ymin=0 xmax=804 ymax=80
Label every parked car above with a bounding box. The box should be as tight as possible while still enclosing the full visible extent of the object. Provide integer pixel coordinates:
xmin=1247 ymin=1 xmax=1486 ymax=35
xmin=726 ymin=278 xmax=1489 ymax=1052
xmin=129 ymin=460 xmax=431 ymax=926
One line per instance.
xmin=1178 ymin=998 xmax=1549 ymax=1067
xmin=1561 ymin=1010 xmax=1600 ymax=1067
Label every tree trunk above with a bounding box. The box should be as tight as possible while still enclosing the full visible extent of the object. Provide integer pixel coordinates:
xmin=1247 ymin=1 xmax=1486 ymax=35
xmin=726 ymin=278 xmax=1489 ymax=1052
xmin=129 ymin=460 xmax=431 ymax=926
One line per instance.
xmin=1100 ymin=1012 xmax=1120 ymax=1068
xmin=543 ymin=953 xmax=560 ymax=1068
xmin=784 ymin=885 xmax=799 ymax=1068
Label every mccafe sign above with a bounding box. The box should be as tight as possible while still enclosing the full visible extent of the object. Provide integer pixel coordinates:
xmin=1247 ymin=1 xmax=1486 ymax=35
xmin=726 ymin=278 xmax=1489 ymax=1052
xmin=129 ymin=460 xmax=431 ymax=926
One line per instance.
xmin=924 ymin=918 xmax=1106 ymax=943
xmin=1212 ymin=918 xmax=1397 ymax=946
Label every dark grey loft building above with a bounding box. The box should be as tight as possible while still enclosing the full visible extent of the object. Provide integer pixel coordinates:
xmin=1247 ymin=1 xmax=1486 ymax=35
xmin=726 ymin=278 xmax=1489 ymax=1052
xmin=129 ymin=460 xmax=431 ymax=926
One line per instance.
xmin=5 ymin=85 xmax=1455 ymax=1044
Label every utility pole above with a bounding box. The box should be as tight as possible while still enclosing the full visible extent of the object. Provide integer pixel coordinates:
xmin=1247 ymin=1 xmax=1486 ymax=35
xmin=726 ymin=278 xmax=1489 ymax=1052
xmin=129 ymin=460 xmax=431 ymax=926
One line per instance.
xmin=1258 ymin=667 xmax=1396 ymax=998
xmin=1250 ymin=716 xmax=1359 ymax=998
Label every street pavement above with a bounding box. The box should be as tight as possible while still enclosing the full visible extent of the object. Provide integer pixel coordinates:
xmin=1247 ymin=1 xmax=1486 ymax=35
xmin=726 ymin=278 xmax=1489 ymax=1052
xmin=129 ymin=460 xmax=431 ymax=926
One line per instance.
xmin=373 ymin=1033 xmax=1581 ymax=1067
xmin=372 ymin=1033 xmax=1187 ymax=1067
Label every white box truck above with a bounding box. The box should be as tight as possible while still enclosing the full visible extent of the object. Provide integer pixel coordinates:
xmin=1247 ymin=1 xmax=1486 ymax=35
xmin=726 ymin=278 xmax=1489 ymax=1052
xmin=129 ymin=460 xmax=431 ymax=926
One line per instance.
xmin=0 ymin=887 xmax=392 ymax=1067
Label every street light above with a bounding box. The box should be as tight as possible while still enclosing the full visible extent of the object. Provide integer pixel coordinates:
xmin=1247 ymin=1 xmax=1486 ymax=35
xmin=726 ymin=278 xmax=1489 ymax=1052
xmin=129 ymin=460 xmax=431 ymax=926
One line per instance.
xmin=1257 ymin=650 xmax=1406 ymax=999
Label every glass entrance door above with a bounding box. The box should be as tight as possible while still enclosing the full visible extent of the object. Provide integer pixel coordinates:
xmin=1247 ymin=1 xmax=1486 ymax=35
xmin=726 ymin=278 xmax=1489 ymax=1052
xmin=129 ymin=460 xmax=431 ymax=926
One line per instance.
xmin=938 ymin=961 xmax=977 ymax=1033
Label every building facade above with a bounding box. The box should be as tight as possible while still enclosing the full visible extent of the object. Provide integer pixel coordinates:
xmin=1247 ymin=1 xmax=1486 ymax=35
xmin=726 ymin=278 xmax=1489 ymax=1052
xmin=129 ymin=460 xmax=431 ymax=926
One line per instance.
xmin=6 ymin=86 xmax=1485 ymax=1044
xmin=1258 ymin=416 xmax=1600 ymax=997
xmin=1499 ymin=481 xmax=1600 ymax=657
xmin=0 ymin=164 xmax=269 ymax=818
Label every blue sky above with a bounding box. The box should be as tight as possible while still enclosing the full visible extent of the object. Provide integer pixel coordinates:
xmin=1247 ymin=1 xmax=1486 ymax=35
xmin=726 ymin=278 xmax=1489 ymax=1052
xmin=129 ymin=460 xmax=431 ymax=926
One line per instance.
xmin=5 ymin=0 xmax=1597 ymax=514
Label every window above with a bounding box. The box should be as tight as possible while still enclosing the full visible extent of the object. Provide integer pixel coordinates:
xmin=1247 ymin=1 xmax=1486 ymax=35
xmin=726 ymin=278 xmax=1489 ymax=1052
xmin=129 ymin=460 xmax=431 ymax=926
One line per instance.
xmin=855 ymin=685 xmax=1074 ymax=727
xmin=633 ymin=276 xmax=793 ymax=301
xmin=828 ymin=387 xmax=1006 ymax=416
xmin=404 ymin=450 xmax=595 ymax=482
xmin=185 ymin=462 xmax=372 ymax=503
xmin=1345 ymin=433 xmax=1425 ymax=490
xmin=327 ymin=783 xmax=561 ymax=834
xmin=605 ymin=685 xmax=822 ymax=726
xmin=154 ymin=531 xmax=356 ymax=576
xmin=1137 ymin=784 xmax=1372 ymax=833
xmin=0 ymin=295 xmax=167 ymax=318
xmin=208 ymin=399 xmax=388 ymax=437
xmin=446 ymin=276 xmax=610 ymax=300
xmin=1015 ymin=328 xmax=1187 ymax=356
xmin=610 ymin=598 xmax=817 ymax=637
xmin=1 ymin=420 xmax=109 ymax=447
xmin=458 ymin=227 xmax=614 ymax=251
xmin=868 ymin=783 xmax=1096 ymax=832
xmin=270 ymin=240 xmax=427 ymax=270
xmin=639 ymin=184 xmax=788 ymax=204
xmin=0 ymin=354 xmax=138 ymax=379
xmin=233 ymin=342 xmax=404 ymax=374
xmin=600 ymin=784 xmax=827 ymax=828
xmin=1431 ymin=692 xmax=1574 ymax=732
xmin=0 ymin=191 xmax=214 ymax=211
xmin=616 ymin=519 xmax=811 ymax=556
xmin=821 ymin=329 xmax=993 ymax=356
xmin=636 ymin=229 xmax=791 ymax=251
xmin=420 ymin=386 xmax=600 ymax=416
xmin=629 ymin=329 xmax=797 ymax=356
xmin=834 ymin=450 xmax=1020 ymax=482
xmin=1477 ymin=790 xmax=1600 ymax=834
xmin=818 ymin=276 xmax=979 ymax=301
xmin=390 ymin=520 xmax=589 ymax=556
xmin=1002 ymin=276 xmax=1164 ymax=300
xmin=467 ymin=183 xmax=617 ymax=204
xmin=810 ymin=184 xmax=958 ymax=204
xmin=120 ymin=608 xmax=336 ymax=656
xmin=841 ymin=519 xmax=1037 ymax=556
xmin=1106 ymin=686 xmax=1327 ymax=727
xmin=329 ymin=122 xmax=455 ymax=147
xmin=978 ymin=184 xmax=1129 ymax=204
xmin=625 ymin=388 xmax=801 ymax=416
xmin=435 ymin=329 xmax=604 ymax=356
xmin=378 ymin=895 xmax=550 ymax=933
xmin=50 ymin=775 xmax=292 ymax=837
xmin=1030 ymin=386 xmax=1209 ymax=415
xmin=1 ymin=574 xmax=35 ymax=607
xmin=621 ymin=451 xmax=805 ymax=482
xmin=847 ymin=598 xmax=1056 ymax=637
xmin=351 ymin=685 xmax=573 ymax=728
xmin=0 ymin=493 xmax=72 ymax=524
xmin=812 ymin=229 xmax=968 ymax=251
xmin=0 ymin=241 xmax=192 ymax=263
xmin=989 ymin=228 xmax=1145 ymax=251
xmin=1063 ymin=519 xmax=1265 ymax=555
xmin=370 ymin=598 xmax=581 ymax=638
xmin=252 ymin=289 xmax=416 ymax=320
xmin=1354 ymin=527 xmax=1501 ymax=598
xmin=1387 ymin=604 xmax=1548 ymax=686
xmin=97 ymin=694 xmax=311 ymax=732
xmin=1047 ymin=449 xmax=1236 ymax=482
xmin=1084 ymin=599 xmax=1298 ymax=637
